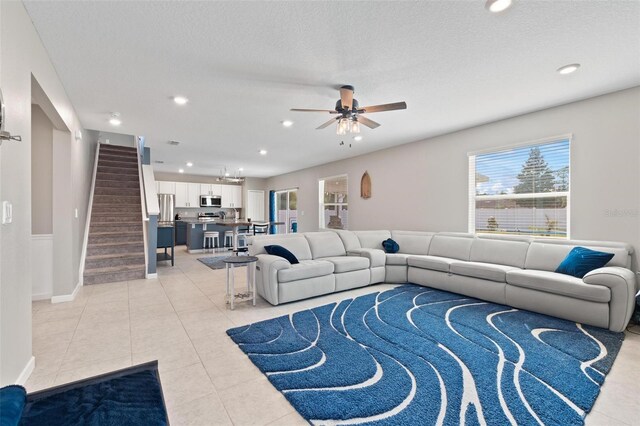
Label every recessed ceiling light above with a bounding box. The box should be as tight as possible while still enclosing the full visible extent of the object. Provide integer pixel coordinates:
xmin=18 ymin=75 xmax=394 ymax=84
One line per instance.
xmin=186 ymin=162 xmax=193 ymax=167
xmin=178 ymin=168 xmax=184 ymax=173
xmin=109 ymin=113 xmax=121 ymax=126
xmin=225 ymin=172 xmax=230 ymax=177
xmin=259 ymin=149 xmax=267 ymax=155
xmin=282 ymin=120 xmax=293 ymax=127
xmin=485 ymin=0 xmax=512 ymax=13
xmin=173 ymin=96 xmax=188 ymax=105
xmin=557 ymin=63 xmax=581 ymax=75
xmin=353 ymin=136 xmax=363 ymax=142
xmin=238 ymin=167 xmax=244 ymax=171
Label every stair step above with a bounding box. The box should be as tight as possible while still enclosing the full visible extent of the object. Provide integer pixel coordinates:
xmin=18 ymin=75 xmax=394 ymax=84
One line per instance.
xmin=88 ymin=231 xmax=143 ymax=244
xmin=93 ymin=195 xmax=141 ymax=205
xmin=99 ymin=160 xmax=138 ymax=169
xmin=100 ymin=153 xmax=138 ymax=163
xmin=87 ymin=241 xmax=145 ymax=256
xmin=85 ymin=252 xmax=145 ymax=269
xmin=100 ymin=145 xmax=137 ymax=153
xmin=95 ymin=179 xmax=140 ymax=189
xmin=94 ymin=187 xmax=140 ymax=196
xmin=91 ymin=214 xmax=141 ymax=223
xmin=91 ymin=221 xmax=142 ymax=233
xmin=91 ymin=208 xmax=142 ymax=216
xmin=83 ymin=265 xmax=146 ymax=285
xmin=97 ymin=167 xmax=139 ymax=176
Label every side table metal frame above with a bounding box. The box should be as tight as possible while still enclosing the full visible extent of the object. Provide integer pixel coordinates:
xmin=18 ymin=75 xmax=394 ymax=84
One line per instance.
xmin=224 ymin=257 xmax=257 ymax=310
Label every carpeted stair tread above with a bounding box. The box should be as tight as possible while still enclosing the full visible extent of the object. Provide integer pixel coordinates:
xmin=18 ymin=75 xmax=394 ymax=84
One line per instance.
xmin=96 ymin=179 xmax=140 ymax=189
xmin=84 ymin=264 xmax=146 ymax=275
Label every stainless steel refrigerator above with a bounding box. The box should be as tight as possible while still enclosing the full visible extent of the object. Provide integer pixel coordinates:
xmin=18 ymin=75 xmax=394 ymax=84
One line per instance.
xmin=157 ymin=193 xmax=175 ymax=226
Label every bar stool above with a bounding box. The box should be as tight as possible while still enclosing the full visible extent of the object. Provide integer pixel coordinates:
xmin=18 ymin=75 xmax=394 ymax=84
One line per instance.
xmin=203 ymin=232 xmax=219 ymax=252
xmin=224 ymin=256 xmax=258 ymax=310
xmin=224 ymin=230 xmax=234 ymax=247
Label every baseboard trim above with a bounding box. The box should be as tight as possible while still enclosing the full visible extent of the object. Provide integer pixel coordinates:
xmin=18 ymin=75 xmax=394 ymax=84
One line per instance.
xmin=16 ymin=356 xmax=35 ymax=385
xmin=146 ymin=273 xmax=158 ymax=279
xmin=32 ymin=292 xmax=52 ymax=301
xmin=51 ymin=281 xmax=81 ymax=304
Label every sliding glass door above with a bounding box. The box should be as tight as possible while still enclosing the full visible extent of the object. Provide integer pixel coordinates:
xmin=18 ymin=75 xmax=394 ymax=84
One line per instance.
xmin=275 ymin=189 xmax=298 ymax=234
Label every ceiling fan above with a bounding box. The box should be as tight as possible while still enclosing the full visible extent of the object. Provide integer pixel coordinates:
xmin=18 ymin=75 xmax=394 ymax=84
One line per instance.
xmin=291 ymin=85 xmax=407 ymax=135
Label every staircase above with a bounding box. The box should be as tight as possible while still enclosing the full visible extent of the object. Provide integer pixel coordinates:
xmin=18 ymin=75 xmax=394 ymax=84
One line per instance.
xmin=84 ymin=144 xmax=146 ymax=285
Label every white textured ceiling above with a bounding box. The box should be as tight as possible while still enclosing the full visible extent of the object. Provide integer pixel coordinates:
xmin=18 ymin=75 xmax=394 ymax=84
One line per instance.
xmin=24 ymin=1 xmax=640 ymax=178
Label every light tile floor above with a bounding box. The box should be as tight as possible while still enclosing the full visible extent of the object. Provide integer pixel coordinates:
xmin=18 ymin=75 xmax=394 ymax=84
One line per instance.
xmin=26 ymin=247 xmax=640 ymax=425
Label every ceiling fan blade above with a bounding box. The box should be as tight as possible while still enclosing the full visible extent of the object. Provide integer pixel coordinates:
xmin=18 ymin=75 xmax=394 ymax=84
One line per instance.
xmin=357 ymin=115 xmax=381 ymax=129
xmin=316 ymin=117 xmax=337 ymax=129
xmin=290 ymin=108 xmax=338 ymax=113
xmin=360 ymin=101 xmax=407 ymax=113
xmin=340 ymin=86 xmax=353 ymax=110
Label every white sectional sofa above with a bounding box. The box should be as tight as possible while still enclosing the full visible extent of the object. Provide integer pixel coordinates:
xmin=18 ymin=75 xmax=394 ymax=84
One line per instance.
xmin=248 ymin=230 xmax=636 ymax=332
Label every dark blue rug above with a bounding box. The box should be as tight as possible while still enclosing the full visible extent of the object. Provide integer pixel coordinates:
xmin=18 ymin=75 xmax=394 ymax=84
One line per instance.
xmin=227 ymin=285 xmax=625 ymax=425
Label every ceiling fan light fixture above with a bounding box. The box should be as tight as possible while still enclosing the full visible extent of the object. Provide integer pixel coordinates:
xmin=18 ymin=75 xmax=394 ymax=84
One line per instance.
xmin=350 ymin=119 xmax=360 ymax=134
xmin=485 ymin=0 xmax=512 ymax=13
xmin=336 ymin=118 xmax=349 ymax=135
xmin=557 ymin=63 xmax=581 ymax=75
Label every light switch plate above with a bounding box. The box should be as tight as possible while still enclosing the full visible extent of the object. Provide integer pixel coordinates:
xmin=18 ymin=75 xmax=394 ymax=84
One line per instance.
xmin=74 ymin=208 xmax=78 ymax=219
xmin=2 ymin=201 xmax=12 ymax=224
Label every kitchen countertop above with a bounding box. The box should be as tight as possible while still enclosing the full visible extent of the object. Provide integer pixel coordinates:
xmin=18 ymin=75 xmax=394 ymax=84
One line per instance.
xmin=178 ymin=219 xmax=283 ymax=226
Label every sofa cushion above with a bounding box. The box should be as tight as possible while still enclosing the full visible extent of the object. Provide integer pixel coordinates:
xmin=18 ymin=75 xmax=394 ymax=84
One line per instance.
xmin=506 ymin=269 xmax=610 ymax=303
xmin=450 ymin=261 xmax=519 ymax=283
xmin=353 ymin=230 xmax=391 ymax=249
xmin=322 ymin=256 xmax=370 ymax=273
xmin=250 ymin=235 xmax=312 ymax=261
xmin=391 ymin=231 xmax=434 ymax=255
xmin=408 ymin=255 xmax=457 ymax=273
xmin=525 ymin=242 xmax=629 ymax=272
xmin=470 ymin=238 xmax=530 ymax=268
xmin=386 ymin=253 xmax=410 ymax=265
xmin=278 ymin=260 xmax=335 ymax=283
xmin=348 ymin=248 xmax=386 ymax=268
xmin=264 ymin=245 xmax=299 ymax=264
xmin=555 ymin=247 xmax=615 ymax=278
xmin=428 ymin=234 xmax=474 ymax=260
xmin=304 ymin=232 xmax=347 ymax=259
xmin=331 ymin=230 xmax=361 ymax=252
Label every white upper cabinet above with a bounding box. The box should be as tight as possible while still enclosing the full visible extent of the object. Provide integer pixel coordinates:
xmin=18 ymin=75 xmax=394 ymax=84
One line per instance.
xmin=211 ymin=184 xmax=223 ymax=196
xmin=175 ymin=182 xmax=200 ymax=207
xmin=157 ymin=181 xmax=176 ymax=194
xmin=221 ymin=185 xmax=242 ymax=208
xmin=200 ymin=184 xmax=212 ymax=195
xmin=174 ymin=182 xmax=189 ymax=207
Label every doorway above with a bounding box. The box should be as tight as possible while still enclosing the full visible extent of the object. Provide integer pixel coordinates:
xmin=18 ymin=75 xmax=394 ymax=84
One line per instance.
xmin=275 ymin=189 xmax=297 ymax=234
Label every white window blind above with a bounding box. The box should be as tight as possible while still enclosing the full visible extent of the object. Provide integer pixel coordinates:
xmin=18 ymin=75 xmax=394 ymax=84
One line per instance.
xmin=468 ymin=137 xmax=571 ymax=238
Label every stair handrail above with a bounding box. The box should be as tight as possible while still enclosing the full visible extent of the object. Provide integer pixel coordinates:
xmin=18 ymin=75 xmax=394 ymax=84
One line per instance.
xmin=79 ymin=142 xmax=102 ymax=285
xmin=136 ymin=139 xmax=160 ymax=278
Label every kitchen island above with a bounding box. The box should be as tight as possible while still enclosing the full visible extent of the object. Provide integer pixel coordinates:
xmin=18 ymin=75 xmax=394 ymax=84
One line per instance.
xmin=181 ymin=219 xmax=285 ymax=253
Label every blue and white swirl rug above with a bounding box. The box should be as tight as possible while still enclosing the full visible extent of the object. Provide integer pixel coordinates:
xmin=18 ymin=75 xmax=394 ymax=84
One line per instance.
xmin=227 ymin=285 xmax=624 ymax=425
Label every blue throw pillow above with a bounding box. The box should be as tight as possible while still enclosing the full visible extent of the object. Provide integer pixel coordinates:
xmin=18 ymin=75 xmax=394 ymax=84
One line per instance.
xmin=382 ymin=238 xmax=400 ymax=254
xmin=555 ymin=246 xmax=614 ymax=278
xmin=264 ymin=245 xmax=299 ymax=264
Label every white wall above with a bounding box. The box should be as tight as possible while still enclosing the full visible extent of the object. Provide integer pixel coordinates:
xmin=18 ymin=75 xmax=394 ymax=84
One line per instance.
xmin=0 ymin=1 xmax=94 ymax=385
xmin=31 ymin=104 xmax=53 ymax=234
xmin=266 ymin=87 xmax=640 ymax=271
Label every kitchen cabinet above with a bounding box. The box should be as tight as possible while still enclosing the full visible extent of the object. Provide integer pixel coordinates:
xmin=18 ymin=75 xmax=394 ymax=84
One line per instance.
xmin=200 ymin=184 xmax=223 ymax=196
xmin=221 ymin=185 xmax=243 ymax=208
xmin=175 ymin=182 xmax=200 ymax=208
xmin=175 ymin=221 xmax=187 ymax=245
xmin=157 ymin=181 xmax=176 ymax=194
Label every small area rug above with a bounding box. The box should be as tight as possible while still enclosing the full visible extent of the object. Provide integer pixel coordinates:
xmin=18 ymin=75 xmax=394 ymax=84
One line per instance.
xmin=227 ymin=284 xmax=624 ymax=425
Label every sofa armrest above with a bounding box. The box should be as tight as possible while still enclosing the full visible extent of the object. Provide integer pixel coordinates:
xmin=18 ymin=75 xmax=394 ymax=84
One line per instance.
xmin=348 ymin=248 xmax=386 ymax=268
xmin=255 ymin=254 xmax=291 ymax=305
xmin=583 ymin=266 xmax=636 ymax=332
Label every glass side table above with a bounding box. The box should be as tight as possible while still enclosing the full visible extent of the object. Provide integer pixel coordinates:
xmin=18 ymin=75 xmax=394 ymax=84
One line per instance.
xmin=223 ymin=256 xmax=258 ymax=310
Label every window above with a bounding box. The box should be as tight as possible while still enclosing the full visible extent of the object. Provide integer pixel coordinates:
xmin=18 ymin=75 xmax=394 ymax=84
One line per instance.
xmin=319 ymin=175 xmax=348 ymax=229
xmin=468 ymin=136 xmax=571 ymax=238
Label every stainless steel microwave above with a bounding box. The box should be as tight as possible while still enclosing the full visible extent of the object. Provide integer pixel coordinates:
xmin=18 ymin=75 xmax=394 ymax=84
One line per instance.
xmin=200 ymin=195 xmax=221 ymax=208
